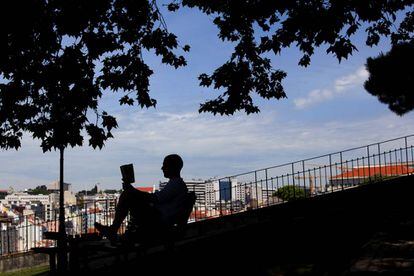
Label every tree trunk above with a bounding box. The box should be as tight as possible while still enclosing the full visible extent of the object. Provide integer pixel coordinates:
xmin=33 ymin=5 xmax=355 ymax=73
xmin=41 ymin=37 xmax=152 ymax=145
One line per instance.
xmin=57 ymin=146 xmax=67 ymax=272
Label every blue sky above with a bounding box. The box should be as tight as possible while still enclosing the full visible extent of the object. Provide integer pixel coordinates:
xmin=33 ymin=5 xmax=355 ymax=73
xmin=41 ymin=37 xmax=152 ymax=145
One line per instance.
xmin=1 ymin=6 xmax=414 ymax=192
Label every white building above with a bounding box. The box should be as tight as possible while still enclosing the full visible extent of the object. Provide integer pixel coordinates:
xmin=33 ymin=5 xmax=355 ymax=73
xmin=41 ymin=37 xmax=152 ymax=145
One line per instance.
xmin=184 ymin=179 xmax=207 ymax=207
xmin=233 ymin=181 xmax=246 ymax=204
xmin=205 ymin=180 xmax=219 ymax=208
xmin=1 ymin=193 xmax=50 ymax=206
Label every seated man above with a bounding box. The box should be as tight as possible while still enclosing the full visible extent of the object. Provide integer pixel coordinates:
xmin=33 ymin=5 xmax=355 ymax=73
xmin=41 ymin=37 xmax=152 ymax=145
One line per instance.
xmin=95 ymin=154 xmax=188 ymax=241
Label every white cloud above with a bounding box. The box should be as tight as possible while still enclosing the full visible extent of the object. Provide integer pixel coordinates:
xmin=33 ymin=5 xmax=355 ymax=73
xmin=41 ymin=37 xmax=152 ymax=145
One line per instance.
xmin=294 ymin=89 xmax=334 ymax=109
xmin=334 ymin=67 xmax=369 ymax=91
xmin=294 ymin=66 xmax=368 ymax=109
xmin=2 ymin=108 xmax=414 ymax=191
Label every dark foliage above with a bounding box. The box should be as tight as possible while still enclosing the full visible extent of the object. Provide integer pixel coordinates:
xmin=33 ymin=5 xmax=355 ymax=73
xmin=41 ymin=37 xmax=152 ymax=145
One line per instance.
xmin=77 ymin=184 xmax=99 ymax=196
xmin=27 ymin=185 xmax=51 ymax=195
xmin=182 ymin=0 xmax=414 ymax=114
xmin=103 ymin=189 xmax=121 ymax=194
xmin=0 ymin=0 xmax=188 ymax=151
xmin=365 ymin=42 xmax=414 ymax=115
xmin=273 ymin=185 xmax=306 ymax=202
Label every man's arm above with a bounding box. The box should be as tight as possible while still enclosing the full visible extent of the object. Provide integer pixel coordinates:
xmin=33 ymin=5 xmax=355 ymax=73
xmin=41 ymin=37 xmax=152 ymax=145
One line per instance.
xmin=154 ymin=180 xmax=185 ymax=204
xmin=123 ymin=181 xmax=156 ymax=202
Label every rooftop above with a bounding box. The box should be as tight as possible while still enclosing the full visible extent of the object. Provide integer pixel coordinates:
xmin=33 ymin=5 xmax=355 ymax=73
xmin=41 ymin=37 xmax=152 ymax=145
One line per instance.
xmin=332 ymin=164 xmax=414 ymax=179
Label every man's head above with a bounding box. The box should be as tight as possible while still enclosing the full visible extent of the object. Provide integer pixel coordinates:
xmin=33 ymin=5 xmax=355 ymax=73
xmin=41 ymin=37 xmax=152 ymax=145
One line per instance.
xmin=161 ymin=154 xmax=183 ymax=178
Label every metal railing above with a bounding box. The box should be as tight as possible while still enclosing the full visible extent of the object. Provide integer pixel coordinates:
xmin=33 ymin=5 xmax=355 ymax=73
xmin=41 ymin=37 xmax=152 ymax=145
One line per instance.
xmin=191 ymin=134 xmax=414 ymax=221
xmin=0 ymin=198 xmax=128 ymax=255
xmin=1 ymin=134 xmax=414 ymax=256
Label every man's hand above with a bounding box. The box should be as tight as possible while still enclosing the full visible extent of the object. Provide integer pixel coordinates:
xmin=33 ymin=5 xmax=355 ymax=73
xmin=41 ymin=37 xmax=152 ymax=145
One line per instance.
xmin=122 ymin=179 xmax=133 ymax=190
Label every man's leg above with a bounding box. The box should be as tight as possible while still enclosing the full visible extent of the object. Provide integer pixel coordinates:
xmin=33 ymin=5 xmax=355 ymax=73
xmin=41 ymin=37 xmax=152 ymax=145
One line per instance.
xmin=96 ymin=187 xmax=152 ymax=238
xmin=111 ymin=190 xmax=130 ymax=231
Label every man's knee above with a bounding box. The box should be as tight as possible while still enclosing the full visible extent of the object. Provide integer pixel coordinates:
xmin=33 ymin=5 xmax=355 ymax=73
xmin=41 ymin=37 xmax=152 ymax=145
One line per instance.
xmin=117 ymin=190 xmax=135 ymax=211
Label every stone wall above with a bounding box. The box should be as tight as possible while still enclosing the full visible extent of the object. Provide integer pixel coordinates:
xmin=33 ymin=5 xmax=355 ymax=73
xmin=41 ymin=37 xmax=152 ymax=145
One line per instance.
xmin=0 ymin=251 xmax=48 ymax=273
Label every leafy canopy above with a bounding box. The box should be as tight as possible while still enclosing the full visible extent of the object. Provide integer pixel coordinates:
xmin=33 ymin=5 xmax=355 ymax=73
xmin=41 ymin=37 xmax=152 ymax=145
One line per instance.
xmin=0 ymin=0 xmax=188 ymax=151
xmin=1 ymin=0 xmax=413 ymax=152
xmin=365 ymin=42 xmax=414 ymax=116
xmin=181 ymin=0 xmax=414 ymax=114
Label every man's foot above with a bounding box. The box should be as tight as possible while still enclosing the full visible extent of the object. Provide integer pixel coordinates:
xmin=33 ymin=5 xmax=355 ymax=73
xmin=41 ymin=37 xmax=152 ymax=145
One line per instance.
xmin=94 ymin=223 xmax=117 ymax=242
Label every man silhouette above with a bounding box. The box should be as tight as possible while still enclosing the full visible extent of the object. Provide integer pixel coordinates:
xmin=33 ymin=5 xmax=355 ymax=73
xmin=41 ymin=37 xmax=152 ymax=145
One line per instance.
xmin=95 ymin=154 xmax=188 ymax=241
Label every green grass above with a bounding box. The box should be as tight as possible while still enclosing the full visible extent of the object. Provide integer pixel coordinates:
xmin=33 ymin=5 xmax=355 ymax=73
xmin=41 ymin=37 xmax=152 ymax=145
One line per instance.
xmin=1 ymin=265 xmax=49 ymax=276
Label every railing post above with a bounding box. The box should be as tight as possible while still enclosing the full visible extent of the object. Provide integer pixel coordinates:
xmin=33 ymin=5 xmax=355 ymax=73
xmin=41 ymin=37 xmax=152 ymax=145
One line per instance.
xmin=340 ymin=152 xmax=344 ymax=191
xmin=33 ymin=216 xmax=36 ymax=249
xmin=329 ymin=154 xmax=333 ymax=192
xmin=265 ymin=169 xmax=269 ymax=206
xmin=367 ymin=146 xmax=371 ymax=183
xmin=84 ymin=202 xmax=88 ymax=235
xmin=7 ymin=223 xmax=10 ymax=254
xmin=0 ymin=230 xmax=3 ymax=255
xmin=94 ymin=201 xmax=97 ymax=233
xmin=228 ymin=177 xmax=233 ymax=213
xmin=411 ymin=145 xmax=414 ymax=167
xmin=291 ymin=163 xmax=296 ymax=199
xmin=302 ymin=161 xmax=306 ymax=197
xmin=405 ymin=137 xmax=409 ymax=175
xmin=26 ymin=214 xmax=28 ymax=251
xmin=270 ymin=177 xmax=274 ymax=204
xmin=254 ymin=171 xmax=258 ymax=209
xmin=276 ymin=176 xmax=280 ymax=202
xmin=377 ymin=144 xmax=382 ymax=178
xmin=105 ymin=199 xmax=108 ymax=225
xmin=204 ymin=190 xmax=207 ymax=219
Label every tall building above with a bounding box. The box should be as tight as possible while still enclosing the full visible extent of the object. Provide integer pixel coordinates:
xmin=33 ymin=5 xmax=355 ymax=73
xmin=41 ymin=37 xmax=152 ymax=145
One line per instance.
xmin=219 ymin=180 xmax=232 ymax=201
xmin=205 ymin=180 xmax=219 ymax=209
xmin=232 ymin=180 xmax=246 ymax=204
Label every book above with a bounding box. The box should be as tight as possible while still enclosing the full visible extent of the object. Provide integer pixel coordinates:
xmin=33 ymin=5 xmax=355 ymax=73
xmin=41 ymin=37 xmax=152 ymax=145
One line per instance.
xmin=120 ymin=163 xmax=135 ymax=184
